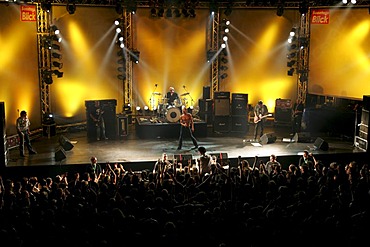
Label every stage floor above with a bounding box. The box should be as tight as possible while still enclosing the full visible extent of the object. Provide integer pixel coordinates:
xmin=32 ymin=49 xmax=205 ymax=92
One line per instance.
xmin=5 ymin=121 xmax=367 ymax=173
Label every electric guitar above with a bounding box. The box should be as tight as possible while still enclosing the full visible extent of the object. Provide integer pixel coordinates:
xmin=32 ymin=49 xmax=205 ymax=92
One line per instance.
xmin=254 ymin=113 xmax=272 ymax=123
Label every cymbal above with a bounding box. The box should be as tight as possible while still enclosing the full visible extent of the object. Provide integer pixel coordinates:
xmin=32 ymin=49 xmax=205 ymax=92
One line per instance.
xmin=180 ymin=92 xmax=189 ymax=96
xmin=153 ymin=92 xmax=161 ymax=95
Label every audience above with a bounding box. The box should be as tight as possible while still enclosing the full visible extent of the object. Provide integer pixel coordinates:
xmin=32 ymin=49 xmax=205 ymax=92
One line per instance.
xmin=0 ymin=153 xmax=369 ymax=247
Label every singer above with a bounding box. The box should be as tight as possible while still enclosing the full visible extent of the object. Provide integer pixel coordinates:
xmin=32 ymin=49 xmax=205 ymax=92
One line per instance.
xmin=165 ymin=86 xmax=180 ymax=107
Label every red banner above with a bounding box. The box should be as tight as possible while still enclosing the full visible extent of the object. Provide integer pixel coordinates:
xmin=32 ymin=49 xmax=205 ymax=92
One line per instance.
xmin=311 ymin=9 xmax=330 ymax=24
xmin=20 ymin=5 xmax=36 ymax=22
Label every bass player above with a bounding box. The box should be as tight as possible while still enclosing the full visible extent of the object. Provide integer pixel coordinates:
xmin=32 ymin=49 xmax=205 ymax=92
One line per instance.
xmin=253 ymin=100 xmax=269 ymax=142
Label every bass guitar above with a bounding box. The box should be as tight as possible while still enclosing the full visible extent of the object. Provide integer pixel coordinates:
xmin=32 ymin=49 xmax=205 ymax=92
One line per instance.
xmin=254 ymin=113 xmax=272 ymax=123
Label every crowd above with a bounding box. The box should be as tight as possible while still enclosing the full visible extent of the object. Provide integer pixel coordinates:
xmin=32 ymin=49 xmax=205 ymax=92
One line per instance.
xmin=0 ymin=151 xmax=369 ymax=247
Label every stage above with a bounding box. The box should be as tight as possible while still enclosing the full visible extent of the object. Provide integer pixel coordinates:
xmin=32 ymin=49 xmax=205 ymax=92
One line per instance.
xmin=2 ymin=120 xmax=368 ymax=179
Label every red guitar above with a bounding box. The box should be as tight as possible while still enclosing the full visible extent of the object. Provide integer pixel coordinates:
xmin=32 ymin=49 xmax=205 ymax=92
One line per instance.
xmin=254 ymin=113 xmax=272 ymax=123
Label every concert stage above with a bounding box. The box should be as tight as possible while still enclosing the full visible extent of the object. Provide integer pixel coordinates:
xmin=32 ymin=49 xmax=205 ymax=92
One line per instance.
xmin=2 ymin=122 xmax=368 ymax=180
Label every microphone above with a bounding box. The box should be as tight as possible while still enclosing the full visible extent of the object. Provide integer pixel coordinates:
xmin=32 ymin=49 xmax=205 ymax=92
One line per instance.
xmin=155 ymin=84 xmax=158 ymax=87
xmin=183 ymin=85 xmax=185 ymax=88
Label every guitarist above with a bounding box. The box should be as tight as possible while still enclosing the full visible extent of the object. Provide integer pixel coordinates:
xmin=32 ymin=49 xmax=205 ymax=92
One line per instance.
xmin=292 ymin=98 xmax=304 ymax=135
xmin=253 ymin=100 xmax=269 ymax=142
xmin=89 ymin=100 xmax=108 ymax=141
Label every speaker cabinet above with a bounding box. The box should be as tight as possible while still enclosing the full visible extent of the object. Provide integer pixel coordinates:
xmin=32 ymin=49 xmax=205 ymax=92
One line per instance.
xmin=214 ymin=99 xmax=230 ymax=116
xmin=232 ymin=93 xmax=248 ymax=116
xmin=0 ymin=102 xmax=7 ymax=168
xmin=203 ymin=86 xmax=211 ymax=99
xmin=363 ymin=95 xmax=370 ymax=111
xmin=59 ymin=135 xmax=74 ymax=151
xmin=314 ymin=137 xmax=329 ymax=151
xmin=274 ymin=108 xmax=292 ymax=123
xmin=214 ymin=116 xmax=231 ymax=132
xmin=117 ymin=115 xmax=128 ymax=137
xmin=199 ymin=99 xmax=213 ymax=113
xmin=231 ymin=116 xmax=248 ymax=133
xmin=260 ymin=133 xmax=277 ymax=145
xmin=214 ymin=91 xmax=230 ymax=99
xmin=55 ymin=148 xmax=67 ymax=162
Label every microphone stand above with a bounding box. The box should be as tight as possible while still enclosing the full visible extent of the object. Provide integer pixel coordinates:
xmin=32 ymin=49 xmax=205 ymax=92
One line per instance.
xmin=149 ymin=84 xmax=159 ymax=112
xmin=182 ymin=85 xmax=195 ymax=108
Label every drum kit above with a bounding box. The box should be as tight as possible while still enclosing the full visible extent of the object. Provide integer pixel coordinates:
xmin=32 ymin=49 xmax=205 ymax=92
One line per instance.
xmin=151 ymin=91 xmax=195 ymax=123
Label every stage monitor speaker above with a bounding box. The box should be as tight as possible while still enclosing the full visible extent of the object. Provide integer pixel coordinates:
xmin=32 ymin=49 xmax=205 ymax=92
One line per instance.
xmin=55 ymin=147 xmax=66 ymax=162
xmin=214 ymin=99 xmax=230 ymax=116
xmin=232 ymin=93 xmax=248 ymax=116
xmin=293 ymin=132 xmax=312 ymax=143
xmin=314 ymin=137 xmax=329 ymax=151
xmin=117 ymin=115 xmax=128 ymax=137
xmin=203 ymin=86 xmax=211 ymax=99
xmin=213 ymin=116 xmax=231 ymax=132
xmin=59 ymin=135 xmax=74 ymax=151
xmin=173 ymin=154 xmax=193 ymax=164
xmin=260 ymin=133 xmax=277 ymax=145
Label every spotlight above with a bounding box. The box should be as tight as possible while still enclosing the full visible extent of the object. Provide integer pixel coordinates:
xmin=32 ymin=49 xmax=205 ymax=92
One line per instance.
xmin=53 ymin=70 xmax=64 ymax=78
xmin=158 ymin=8 xmax=164 ymax=17
xmin=276 ymin=4 xmax=284 ymax=17
xmin=136 ymin=106 xmax=141 ymax=111
xmin=131 ymin=50 xmax=140 ymax=64
xmin=51 ymin=25 xmax=60 ymax=35
xmin=220 ymin=73 xmax=228 ymax=79
xmin=287 ymin=60 xmax=296 ymax=67
xmin=287 ymin=68 xmax=294 ymax=76
xmin=290 ymin=28 xmax=297 ymax=37
xmin=41 ymin=1 xmax=51 ymax=12
xmin=173 ymin=9 xmax=181 ymax=17
xmin=114 ymin=18 xmax=121 ymax=26
xmin=52 ymin=61 xmax=63 ymax=69
xmin=221 ymin=57 xmax=228 ymax=63
xmin=116 ymin=27 xmax=122 ymax=33
xmin=189 ymin=9 xmax=196 ymax=18
xmin=166 ymin=8 xmax=172 ymax=18
xmin=144 ymin=105 xmax=149 ymax=111
xmin=150 ymin=8 xmax=157 ymax=17
xmin=182 ymin=8 xmax=189 ymax=17
xmin=221 ymin=43 xmax=226 ymax=49
xmin=52 ymin=52 xmax=62 ymax=59
xmin=66 ymin=3 xmax=76 ymax=15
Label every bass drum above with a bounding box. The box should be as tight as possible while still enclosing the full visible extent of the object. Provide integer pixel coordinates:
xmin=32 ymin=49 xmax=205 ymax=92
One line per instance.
xmin=166 ymin=107 xmax=181 ymax=123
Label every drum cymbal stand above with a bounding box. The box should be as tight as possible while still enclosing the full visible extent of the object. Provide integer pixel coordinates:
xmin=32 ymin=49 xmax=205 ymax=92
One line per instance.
xmin=181 ymin=85 xmax=195 ymax=109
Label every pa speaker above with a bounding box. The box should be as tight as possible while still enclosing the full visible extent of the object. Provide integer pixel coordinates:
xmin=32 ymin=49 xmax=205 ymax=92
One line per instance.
xmin=293 ymin=132 xmax=312 ymax=143
xmin=314 ymin=137 xmax=329 ymax=151
xmin=59 ymin=135 xmax=74 ymax=151
xmin=203 ymin=86 xmax=211 ymax=99
xmin=55 ymin=148 xmax=66 ymax=162
xmin=260 ymin=133 xmax=277 ymax=145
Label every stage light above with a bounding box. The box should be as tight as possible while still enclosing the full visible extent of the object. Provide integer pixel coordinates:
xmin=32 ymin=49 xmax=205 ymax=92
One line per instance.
xmin=287 ymin=68 xmax=294 ymax=76
xmin=221 ymin=43 xmax=226 ymax=49
xmin=53 ymin=70 xmax=64 ymax=78
xmin=131 ymin=50 xmax=140 ymax=64
xmin=158 ymin=8 xmax=164 ymax=17
xmin=173 ymin=9 xmax=181 ymax=17
xmin=219 ymin=65 xmax=228 ymax=70
xmin=150 ymin=8 xmax=157 ymax=17
xmin=51 ymin=25 xmax=60 ymax=35
xmin=220 ymin=73 xmax=228 ymax=80
xmin=182 ymin=8 xmax=189 ymax=17
xmin=287 ymin=52 xmax=296 ymax=59
xmin=223 ymin=35 xmax=228 ymax=42
xmin=287 ymin=60 xmax=296 ymax=67
xmin=221 ymin=57 xmax=228 ymax=63
xmin=66 ymin=2 xmax=76 ymax=15
xmin=136 ymin=106 xmax=141 ymax=111
xmin=276 ymin=4 xmax=284 ymax=16
xmin=144 ymin=105 xmax=149 ymax=111
xmin=207 ymin=50 xmax=216 ymax=62
xmin=52 ymin=61 xmax=63 ymax=69
xmin=41 ymin=1 xmax=51 ymax=12
xmin=116 ymin=27 xmax=122 ymax=33
xmin=289 ymin=28 xmax=297 ymax=37
xmin=189 ymin=9 xmax=196 ymax=18
xmin=166 ymin=8 xmax=172 ymax=18
xmin=114 ymin=18 xmax=121 ymax=26
xmin=52 ymin=52 xmax=62 ymax=59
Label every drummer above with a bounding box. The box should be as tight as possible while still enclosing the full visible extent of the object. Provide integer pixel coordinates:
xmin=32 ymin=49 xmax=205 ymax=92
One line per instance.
xmin=165 ymin=86 xmax=180 ymax=107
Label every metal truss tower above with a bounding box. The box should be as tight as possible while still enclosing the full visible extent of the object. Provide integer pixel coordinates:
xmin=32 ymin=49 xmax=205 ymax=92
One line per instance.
xmin=207 ymin=11 xmax=220 ymax=97
xmin=297 ymin=12 xmax=310 ymax=104
xmin=122 ymin=11 xmax=134 ymax=108
xmin=36 ymin=4 xmax=52 ymax=119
